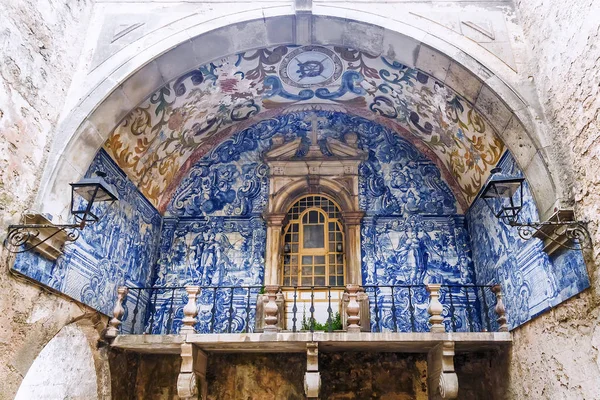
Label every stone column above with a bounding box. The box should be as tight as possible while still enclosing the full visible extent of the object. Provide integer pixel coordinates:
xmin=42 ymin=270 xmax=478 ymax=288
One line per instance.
xmin=263 ymin=213 xmax=287 ymax=285
xmin=427 ymin=284 xmax=445 ymax=333
xmin=181 ymin=286 xmax=200 ymax=335
xmin=106 ymin=286 xmax=128 ymax=340
xmin=345 ymin=284 xmax=361 ymax=333
xmin=342 ymin=211 xmax=364 ymax=285
xmin=427 ymin=341 xmax=458 ymax=400
xmin=304 ymin=342 xmax=320 ymax=399
xmin=264 ymin=285 xmax=280 ymax=333
xmin=492 ymin=285 xmax=509 ymax=332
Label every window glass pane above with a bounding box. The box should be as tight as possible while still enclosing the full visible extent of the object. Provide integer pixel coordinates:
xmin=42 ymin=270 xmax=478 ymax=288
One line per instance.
xmin=329 ymin=276 xmax=337 ymax=286
xmin=314 ymin=266 xmax=325 ymax=275
xmin=337 ymin=266 xmax=344 ymax=275
xmin=302 ymin=277 xmax=312 ymax=286
xmin=315 ymin=277 xmax=326 ymax=286
xmin=314 ymin=256 xmax=325 ymax=264
xmin=291 ymin=277 xmax=298 ymax=286
xmin=302 ymin=255 xmax=313 ymax=265
xmin=304 ymin=225 xmax=324 ymax=248
xmin=291 ymin=244 xmax=298 ymax=252
xmin=309 ymin=211 xmax=318 ymax=223
xmin=337 ymin=277 xmax=344 ymax=286
xmin=302 ymin=266 xmax=313 ymax=275
xmin=329 ymin=254 xmax=336 ymax=264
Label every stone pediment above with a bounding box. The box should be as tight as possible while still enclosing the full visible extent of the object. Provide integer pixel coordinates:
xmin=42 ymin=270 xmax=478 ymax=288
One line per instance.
xmin=265 ymin=134 xmax=367 ymax=162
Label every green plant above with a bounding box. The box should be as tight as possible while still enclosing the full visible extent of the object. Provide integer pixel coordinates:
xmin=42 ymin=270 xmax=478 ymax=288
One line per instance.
xmin=301 ymin=311 xmax=342 ymax=331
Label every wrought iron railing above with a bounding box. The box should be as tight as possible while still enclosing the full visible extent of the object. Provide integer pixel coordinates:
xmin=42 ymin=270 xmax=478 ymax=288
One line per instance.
xmin=107 ymin=283 xmax=508 ymax=337
xmin=363 ymin=284 xmax=500 ymax=333
xmin=119 ymin=285 xmax=262 ymax=335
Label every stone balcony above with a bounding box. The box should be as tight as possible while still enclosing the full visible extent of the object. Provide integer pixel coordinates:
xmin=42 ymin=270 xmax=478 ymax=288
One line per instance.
xmin=107 ymin=283 xmax=511 ymax=399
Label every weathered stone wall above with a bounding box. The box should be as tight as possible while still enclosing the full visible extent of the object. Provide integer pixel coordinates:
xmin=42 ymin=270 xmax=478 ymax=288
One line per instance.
xmin=0 ymin=0 xmax=94 ymax=398
xmin=207 ymin=353 xmax=306 ymax=399
xmin=508 ymin=0 xmax=600 ymax=398
xmin=319 ymin=352 xmax=428 ymax=399
xmin=14 ymin=324 xmax=100 ymax=399
xmin=455 ymin=349 xmax=509 ymax=400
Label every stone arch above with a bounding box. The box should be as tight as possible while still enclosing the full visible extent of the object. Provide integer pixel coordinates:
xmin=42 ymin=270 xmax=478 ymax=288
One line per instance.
xmin=36 ymin=10 xmax=560 ymax=223
xmin=14 ymin=316 xmax=111 ymax=400
xmin=268 ymin=176 xmax=359 ymax=216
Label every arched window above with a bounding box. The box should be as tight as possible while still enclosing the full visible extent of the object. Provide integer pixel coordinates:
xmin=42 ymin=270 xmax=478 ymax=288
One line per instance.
xmin=281 ymin=195 xmax=345 ymax=287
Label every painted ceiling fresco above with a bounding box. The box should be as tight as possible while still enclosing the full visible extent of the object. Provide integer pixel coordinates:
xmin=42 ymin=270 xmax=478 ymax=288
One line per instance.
xmin=105 ymin=45 xmax=504 ymax=211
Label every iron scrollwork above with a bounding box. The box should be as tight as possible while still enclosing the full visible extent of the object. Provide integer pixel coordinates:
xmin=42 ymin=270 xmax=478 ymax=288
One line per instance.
xmin=5 ymin=223 xmax=81 ymax=254
xmin=511 ymin=220 xmax=591 ymax=251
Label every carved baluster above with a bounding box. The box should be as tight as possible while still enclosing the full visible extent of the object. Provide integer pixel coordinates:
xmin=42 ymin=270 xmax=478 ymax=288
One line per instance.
xmin=492 ymin=285 xmax=509 ymax=332
xmin=346 ymin=284 xmax=361 ymax=333
xmin=263 ymin=285 xmax=280 ymax=333
xmin=427 ymin=284 xmax=445 ymax=333
xmin=181 ymin=286 xmax=200 ymax=335
xmin=106 ymin=286 xmax=128 ymax=339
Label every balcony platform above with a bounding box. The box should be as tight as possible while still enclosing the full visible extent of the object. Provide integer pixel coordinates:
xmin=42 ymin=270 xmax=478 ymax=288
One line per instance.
xmin=111 ymin=331 xmax=511 ymax=354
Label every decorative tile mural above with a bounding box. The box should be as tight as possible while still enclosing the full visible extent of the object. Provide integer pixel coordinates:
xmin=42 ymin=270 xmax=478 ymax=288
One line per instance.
xmin=12 ymin=149 xmax=162 ymax=317
xmin=105 ymin=45 xmax=505 ymax=211
xmin=467 ymin=153 xmax=589 ymax=329
xmin=143 ymin=110 xmax=480 ymax=333
xmin=14 ymin=112 xmax=587 ymax=335
xmin=357 ymin=124 xmax=479 ymax=332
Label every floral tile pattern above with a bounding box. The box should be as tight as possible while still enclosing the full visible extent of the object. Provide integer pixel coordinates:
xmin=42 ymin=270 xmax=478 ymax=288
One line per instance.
xmin=105 ymin=45 xmax=504 ymax=211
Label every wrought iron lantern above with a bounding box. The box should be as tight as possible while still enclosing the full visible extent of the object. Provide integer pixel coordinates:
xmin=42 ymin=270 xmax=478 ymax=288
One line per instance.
xmin=480 ymin=168 xmax=590 ymax=252
xmin=70 ymin=171 xmax=119 ymax=228
xmin=480 ymin=167 xmax=525 ymax=225
xmin=5 ymin=171 xmax=119 ymax=259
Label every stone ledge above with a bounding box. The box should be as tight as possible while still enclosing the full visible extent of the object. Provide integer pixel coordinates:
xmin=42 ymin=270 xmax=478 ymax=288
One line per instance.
xmin=111 ymin=332 xmax=511 ymax=354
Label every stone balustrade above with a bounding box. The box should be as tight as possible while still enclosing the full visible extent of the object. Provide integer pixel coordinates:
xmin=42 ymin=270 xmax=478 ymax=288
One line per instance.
xmin=108 ymin=283 xmax=510 ymax=337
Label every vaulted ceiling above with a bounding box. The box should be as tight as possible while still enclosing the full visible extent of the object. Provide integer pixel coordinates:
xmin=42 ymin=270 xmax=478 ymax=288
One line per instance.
xmin=104 ymin=45 xmax=506 ymax=213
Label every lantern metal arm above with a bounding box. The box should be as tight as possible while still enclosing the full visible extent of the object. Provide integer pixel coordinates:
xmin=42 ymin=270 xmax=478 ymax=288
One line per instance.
xmin=481 ymin=168 xmax=591 ymax=251
xmin=506 ymin=219 xmax=591 ymax=251
xmin=4 ymin=171 xmax=118 ymax=256
xmin=5 ymin=222 xmax=82 ymax=254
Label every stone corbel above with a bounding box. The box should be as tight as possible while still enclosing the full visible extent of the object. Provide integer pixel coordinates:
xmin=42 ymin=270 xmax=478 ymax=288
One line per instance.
xmin=427 ymin=341 xmax=459 ymax=400
xmin=177 ymin=343 xmax=208 ymax=400
xmin=304 ymin=342 xmax=320 ymax=399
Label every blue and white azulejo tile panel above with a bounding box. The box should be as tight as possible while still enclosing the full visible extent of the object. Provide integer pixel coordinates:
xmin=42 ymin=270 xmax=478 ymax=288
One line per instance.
xmin=12 ymin=149 xmax=162 ymax=316
xmin=467 ymin=152 xmax=589 ymax=329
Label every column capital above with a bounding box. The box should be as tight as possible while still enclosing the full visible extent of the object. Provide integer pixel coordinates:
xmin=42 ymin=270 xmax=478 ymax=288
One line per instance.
xmin=342 ymin=211 xmax=365 ymax=225
xmin=263 ymin=212 xmax=287 ymax=226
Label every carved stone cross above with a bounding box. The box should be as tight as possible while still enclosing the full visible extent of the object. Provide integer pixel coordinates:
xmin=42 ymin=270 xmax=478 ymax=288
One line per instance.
xmin=306 ymin=113 xmax=328 ymax=157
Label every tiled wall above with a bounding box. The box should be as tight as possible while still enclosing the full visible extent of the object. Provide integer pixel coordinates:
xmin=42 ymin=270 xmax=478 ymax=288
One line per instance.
xmin=12 ymin=149 xmax=162 ymax=317
xmin=13 ymin=117 xmax=589 ymax=334
xmin=467 ymin=153 xmax=589 ymax=329
xmin=146 ymin=111 xmax=477 ymax=333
